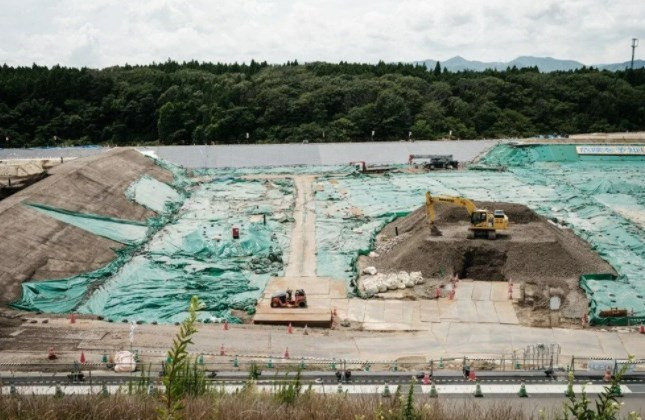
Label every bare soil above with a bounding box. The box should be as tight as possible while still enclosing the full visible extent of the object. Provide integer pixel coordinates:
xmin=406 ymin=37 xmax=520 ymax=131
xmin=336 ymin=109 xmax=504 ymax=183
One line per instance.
xmin=360 ymin=201 xmax=616 ymax=326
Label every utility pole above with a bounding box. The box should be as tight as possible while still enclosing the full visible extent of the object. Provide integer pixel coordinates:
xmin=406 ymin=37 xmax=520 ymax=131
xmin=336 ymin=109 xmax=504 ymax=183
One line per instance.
xmin=631 ymin=38 xmax=639 ymax=70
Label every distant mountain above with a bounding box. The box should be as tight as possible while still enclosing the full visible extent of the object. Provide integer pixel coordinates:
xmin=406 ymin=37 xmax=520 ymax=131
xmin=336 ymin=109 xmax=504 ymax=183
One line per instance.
xmin=415 ymin=56 xmax=645 ymax=72
xmin=507 ymin=56 xmax=583 ymax=72
xmin=596 ymin=60 xmax=645 ymax=71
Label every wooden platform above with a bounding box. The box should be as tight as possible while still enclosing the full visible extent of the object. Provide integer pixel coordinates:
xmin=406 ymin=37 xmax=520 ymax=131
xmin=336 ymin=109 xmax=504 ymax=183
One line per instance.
xmin=253 ymin=276 xmax=347 ymax=327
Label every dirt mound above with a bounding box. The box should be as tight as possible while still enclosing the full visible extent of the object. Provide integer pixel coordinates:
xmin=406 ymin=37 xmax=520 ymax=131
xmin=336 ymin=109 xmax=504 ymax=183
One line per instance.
xmin=0 ymin=148 xmax=174 ymax=305
xmin=369 ymin=203 xmax=613 ymax=283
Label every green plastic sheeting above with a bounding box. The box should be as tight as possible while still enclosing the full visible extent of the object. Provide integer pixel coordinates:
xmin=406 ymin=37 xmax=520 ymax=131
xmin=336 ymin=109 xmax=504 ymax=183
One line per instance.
xmin=314 ymin=143 xmax=644 ymax=325
xmin=13 ymin=147 xmax=644 ymax=325
xmin=580 ymin=274 xmax=645 ymax=326
xmin=78 ymin=177 xmax=293 ymax=323
xmin=13 ymin=170 xmax=294 ymax=324
xmin=28 ymin=203 xmax=150 ymax=245
xmin=125 ymin=175 xmax=183 ymax=214
xmin=195 ymin=164 xmax=357 ymax=177
xmin=11 ymin=249 xmax=133 ymax=314
xmin=479 ymin=144 xmax=645 ymax=325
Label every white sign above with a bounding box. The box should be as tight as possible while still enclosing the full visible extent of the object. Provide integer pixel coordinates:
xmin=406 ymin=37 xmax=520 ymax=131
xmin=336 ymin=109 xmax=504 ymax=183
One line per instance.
xmin=587 ymin=359 xmax=635 ymax=373
xmin=576 ymin=145 xmax=645 ymax=155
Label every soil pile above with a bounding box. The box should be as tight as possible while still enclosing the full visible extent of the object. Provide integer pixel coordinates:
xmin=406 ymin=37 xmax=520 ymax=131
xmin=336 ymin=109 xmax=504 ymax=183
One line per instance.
xmin=0 ymin=149 xmax=174 ymax=304
xmin=372 ymin=202 xmax=611 ymax=282
xmin=362 ymin=201 xmax=615 ymax=322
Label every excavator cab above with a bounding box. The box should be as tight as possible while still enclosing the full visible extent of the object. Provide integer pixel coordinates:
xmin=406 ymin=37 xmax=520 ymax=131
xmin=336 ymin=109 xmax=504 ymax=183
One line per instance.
xmin=470 ymin=211 xmax=488 ymax=226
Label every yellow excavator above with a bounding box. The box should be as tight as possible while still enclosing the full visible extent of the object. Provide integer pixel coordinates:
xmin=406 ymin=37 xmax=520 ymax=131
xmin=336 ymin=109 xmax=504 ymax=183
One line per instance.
xmin=425 ymin=192 xmax=509 ymax=239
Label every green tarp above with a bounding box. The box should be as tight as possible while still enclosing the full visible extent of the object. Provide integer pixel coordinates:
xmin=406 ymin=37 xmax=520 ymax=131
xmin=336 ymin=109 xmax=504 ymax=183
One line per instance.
xmin=29 ymin=203 xmax=150 ymax=245
xmin=12 ymin=145 xmax=645 ymax=326
xmin=13 ymin=169 xmax=294 ymax=324
xmin=125 ymin=175 xmax=183 ymax=214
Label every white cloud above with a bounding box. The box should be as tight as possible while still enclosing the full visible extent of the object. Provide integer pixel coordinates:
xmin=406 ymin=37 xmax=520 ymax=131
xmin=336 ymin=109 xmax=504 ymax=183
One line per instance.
xmin=0 ymin=0 xmax=643 ymax=67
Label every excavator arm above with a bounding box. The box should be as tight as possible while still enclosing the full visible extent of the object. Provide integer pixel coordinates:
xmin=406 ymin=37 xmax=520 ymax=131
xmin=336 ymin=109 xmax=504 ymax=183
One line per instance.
xmin=425 ymin=192 xmax=478 ymax=224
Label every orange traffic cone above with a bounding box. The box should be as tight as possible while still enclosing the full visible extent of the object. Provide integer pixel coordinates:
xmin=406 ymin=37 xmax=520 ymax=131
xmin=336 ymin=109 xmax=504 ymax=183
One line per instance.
xmin=220 ymin=344 xmax=225 ymax=356
xmin=639 ymin=324 xmax=644 ymax=334
xmin=80 ymin=351 xmax=86 ymax=364
xmin=68 ymin=313 xmax=76 ymax=324
xmin=435 ymin=287 xmax=441 ymax=299
xmin=284 ymin=347 xmax=290 ymax=359
xmin=449 ymin=289 xmax=456 ymax=300
xmin=48 ymin=347 xmax=57 ymax=360
xmin=603 ymin=368 xmax=612 ymax=382
xmin=287 ymin=322 xmax=293 ymax=334
xmin=223 ymin=320 xmax=229 ymax=331
xmin=303 ymin=324 xmax=309 ymax=335
xmin=422 ymin=372 xmax=430 ymax=385
xmin=468 ymin=369 xmax=476 ymax=382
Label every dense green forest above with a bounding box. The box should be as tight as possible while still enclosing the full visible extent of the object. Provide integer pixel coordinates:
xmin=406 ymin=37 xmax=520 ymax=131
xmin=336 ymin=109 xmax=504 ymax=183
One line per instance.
xmin=1 ymin=60 xmax=644 ymax=146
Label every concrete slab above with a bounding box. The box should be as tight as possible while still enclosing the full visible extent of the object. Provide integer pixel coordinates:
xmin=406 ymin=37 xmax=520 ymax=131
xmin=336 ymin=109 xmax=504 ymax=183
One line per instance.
xmin=402 ymin=301 xmax=419 ymax=325
xmin=439 ymin=299 xmax=479 ymax=323
xmin=362 ymin=322 xmax=429 ymax=331
xmin=363 ymin=300 xmax=385 ymax=323
xmin=618 ymin=333 xmax=645 ymax=356
xmin=331 ymin=298 xmax=349 ymax=319
xmin=454 ymin=281 xmax=474 ymax=301
xmin=490 ymin=282 xmax=510 ymax=301
xmin=597 ymin=332 xmax=632 ymax=356
xmin=494 ymin=301 xmax=520 ymax=324
xmin=472 ymin=282 xmax=492 ymax=301
xmin=552 ymin=328 xmax=605 ymax=357
xmin=347 ymin=299 xmax=366 ymax=323
xmin=419 ymin=301 xmax=440 ymax=323
xmin=475 ymin=301 xmax=499 ymax=323
xmin=382 ymin=300 xmax=403 ymax=323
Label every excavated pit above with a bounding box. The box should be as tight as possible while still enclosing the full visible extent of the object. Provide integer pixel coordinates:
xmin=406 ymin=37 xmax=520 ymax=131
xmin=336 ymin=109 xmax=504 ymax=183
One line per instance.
xmin=459 ymin=247 xmax=507 ymax=281
xmin=359 ymin=201 xmax=616 ymax=325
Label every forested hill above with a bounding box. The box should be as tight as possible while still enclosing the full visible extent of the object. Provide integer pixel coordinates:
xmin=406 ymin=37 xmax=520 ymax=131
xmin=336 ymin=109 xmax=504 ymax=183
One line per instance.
xmin=1 ymin=61 xmax=644 ymax=146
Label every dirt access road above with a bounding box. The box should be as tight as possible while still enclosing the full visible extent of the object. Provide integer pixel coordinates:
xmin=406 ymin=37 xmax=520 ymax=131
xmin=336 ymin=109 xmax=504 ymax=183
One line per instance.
xmin=284 ymin=175 xmax=317 ymax=277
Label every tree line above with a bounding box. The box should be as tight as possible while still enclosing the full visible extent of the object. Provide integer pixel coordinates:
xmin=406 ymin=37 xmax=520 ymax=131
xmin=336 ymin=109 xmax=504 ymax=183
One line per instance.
xmin=0 ymin=60 xmax=644 ymax=147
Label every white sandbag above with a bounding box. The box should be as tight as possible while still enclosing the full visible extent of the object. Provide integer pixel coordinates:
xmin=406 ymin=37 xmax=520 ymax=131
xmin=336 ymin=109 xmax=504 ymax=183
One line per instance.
xmin=368 ymin=251 xmax=380 ymax=258
xmin=410 ymin=271 xmax=424 ymax=285
xmin=362 ymin=266 xmax=378 ymax=275
xmin=363 ymin=283 xmax=378 ymax=296
xmin=398 ymin=271 xmax=414 ymax=288
xmin=385 ymin=273 xmax=399 ymax=290
xmin=113 ymin=351 xmax=136 ymax=373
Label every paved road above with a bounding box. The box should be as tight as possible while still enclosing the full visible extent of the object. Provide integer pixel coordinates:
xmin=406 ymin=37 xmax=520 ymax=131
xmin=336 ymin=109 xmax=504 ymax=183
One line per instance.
xmin=1 ymin=319 xmax=641 ymax=365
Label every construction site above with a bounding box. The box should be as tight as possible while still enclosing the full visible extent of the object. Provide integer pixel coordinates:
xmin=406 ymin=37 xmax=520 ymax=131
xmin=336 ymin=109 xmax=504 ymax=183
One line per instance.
xmin=0 ymin=135 xmax=644 ymax=401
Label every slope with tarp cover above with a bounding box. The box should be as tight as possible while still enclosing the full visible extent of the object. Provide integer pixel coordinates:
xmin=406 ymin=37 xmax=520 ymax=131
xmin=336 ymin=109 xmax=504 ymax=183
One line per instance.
xmin=12 ymin=173 xmax=295 ymax=323
xmin=0 ymin=149 xmax=175 ymax=304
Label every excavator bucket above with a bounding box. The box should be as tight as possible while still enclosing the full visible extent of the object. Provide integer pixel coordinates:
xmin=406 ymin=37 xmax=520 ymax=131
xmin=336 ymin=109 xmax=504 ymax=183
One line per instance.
xmin=430 ymin=225 xmax=442 ymax=236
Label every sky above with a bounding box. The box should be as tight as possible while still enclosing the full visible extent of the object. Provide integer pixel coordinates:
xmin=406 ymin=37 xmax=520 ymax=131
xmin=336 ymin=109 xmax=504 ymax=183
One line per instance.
xmin=0 ymin=0 xmax=643 ymax=68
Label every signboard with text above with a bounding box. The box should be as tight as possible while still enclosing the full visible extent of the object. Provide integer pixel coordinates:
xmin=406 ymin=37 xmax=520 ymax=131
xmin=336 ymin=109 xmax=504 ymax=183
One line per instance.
xmin=576 ymin=145 xmax=645 ymax=155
